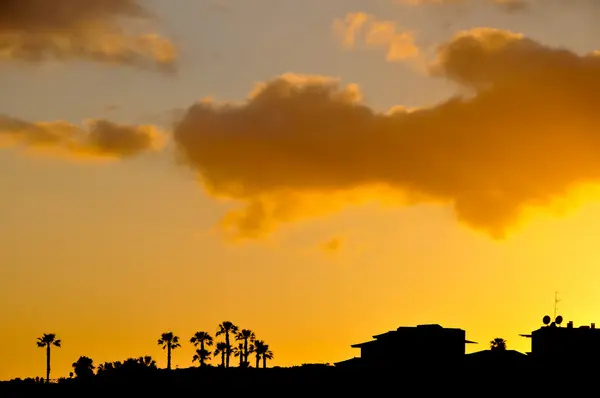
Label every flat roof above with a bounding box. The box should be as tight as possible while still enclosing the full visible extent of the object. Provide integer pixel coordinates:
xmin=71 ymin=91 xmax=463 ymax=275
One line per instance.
xmin=372 ymin=325 xmax=465 ymax=339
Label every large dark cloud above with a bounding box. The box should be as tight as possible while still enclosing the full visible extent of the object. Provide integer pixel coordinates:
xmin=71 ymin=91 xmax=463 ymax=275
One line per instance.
xmin=0 ymin=0 xmax=176 ymax=71
xmin=173 ymin=27 xmax=600 ymax=240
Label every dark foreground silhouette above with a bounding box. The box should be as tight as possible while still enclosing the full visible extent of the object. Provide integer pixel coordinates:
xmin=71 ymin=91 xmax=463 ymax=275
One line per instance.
xmin=1 ymin=360 xmax=597 ymax=397
xmin=5 ymin=315 xmax=599 ymax=396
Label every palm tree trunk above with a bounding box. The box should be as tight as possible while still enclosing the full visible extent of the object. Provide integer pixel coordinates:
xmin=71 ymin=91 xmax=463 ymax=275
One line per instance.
xmin=263 ymin=355 xmax=266 ymax=369
xmin=200 ymin=341 xmax=205 ymax=367
xmin=244 ymin=338 xmax=248 ymax=363
xmin=46 ymin=344 xmax=51 ymax=383
xmin=255 ymin=354 xmax=260 ymax=369
xmin=225 ymin=333 xmax=230 ymax=368
xmin=221 ymin=352 xmax=225 ymax=367
xmin=239 ymin=352 xmax=243 ymax=367
xmin=167 ymin=345 xmax=171 ymax=370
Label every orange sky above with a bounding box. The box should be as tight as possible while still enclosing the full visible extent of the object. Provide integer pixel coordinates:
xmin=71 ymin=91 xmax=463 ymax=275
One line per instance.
xmin=2 ymin=0 xmax=600 ymax=381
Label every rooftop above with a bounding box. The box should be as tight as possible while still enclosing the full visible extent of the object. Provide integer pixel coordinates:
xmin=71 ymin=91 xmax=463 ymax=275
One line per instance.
xmin=351 ymin=324 xmax=477 ymax=347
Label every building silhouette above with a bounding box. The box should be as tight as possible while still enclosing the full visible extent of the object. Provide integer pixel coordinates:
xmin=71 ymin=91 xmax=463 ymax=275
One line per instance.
xmin=521 ymin=315 xmax=600 ymax=362
xmin=335 ymin=324 xmax=476 ymax=368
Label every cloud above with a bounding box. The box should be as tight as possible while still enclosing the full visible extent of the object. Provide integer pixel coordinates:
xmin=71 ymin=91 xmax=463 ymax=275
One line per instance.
xmin=394 ymin=0 xmax=529 ymax=13
xmin=395 ymin=0 xmax=600 ymax=13
xmin=0 ymin=116 xmax=164 ymax=160
xmin=0 ymin=0 xmax=177 ymax=71
xmin=333 ymin=13 xmax=419 ymax=62
xmin=173 ymin=27 xmax=600 ymax=241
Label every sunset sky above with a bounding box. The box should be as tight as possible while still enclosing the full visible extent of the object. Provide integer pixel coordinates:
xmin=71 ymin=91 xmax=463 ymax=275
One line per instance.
xmin=3 ymin=0 xmax=600 ymax=380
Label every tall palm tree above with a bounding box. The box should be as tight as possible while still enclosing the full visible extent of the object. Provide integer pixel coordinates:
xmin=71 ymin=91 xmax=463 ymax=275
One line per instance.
xmin=72 ymin=356 xmax=95 ymax=379
xmin=190 ymin=331 xmax=214 ymax=367
xmin=261 ymin=345 xmax=274 ymax=368
xmin=214 ymin=342 xmax=228 ymax=367
xmin=36 ymin=333 xmax=61 ymax=383
xmin=158 ymin=332 xmax=181 ymax=370
xmin=236 ymin=329 xmax=255 ymax=365
xmin=253 ymin=340 xmax=265 ymax=369
xmin=216 ymin=321 xmax=238 ymax=368
xmin=490 ymin=337 xmax=507 ymax=351
xmin=192 ymin=348 xmax=211 ymax=367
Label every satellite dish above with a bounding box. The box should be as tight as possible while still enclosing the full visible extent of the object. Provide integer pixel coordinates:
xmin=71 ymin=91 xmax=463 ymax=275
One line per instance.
xmin=543 ymin=315 xmax=551 ymax=325
xmin=556 ymin=315 xmax=563 ymax=325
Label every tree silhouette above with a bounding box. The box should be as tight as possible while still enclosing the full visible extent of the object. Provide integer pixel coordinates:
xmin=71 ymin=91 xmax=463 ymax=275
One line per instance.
xmin=258 ymin=342 xmax=274 ymax=368
xmin=192 ymin=348 xmax=211 ymax=367
xmin=190 ymin=331 xmax=213 ymax=367
xmin=216 ymin=321 xmax=238 ymax=368
xmin=253 ymin=340 xmax=265 ymax=368
xmin=214 ymin=342 xmax=228 ymax=367
xmin=233 ymin=342 xmax=245 ymax=367
xmin=72 ymin=356 xmax=95 ymax=379
xmin=137 ymin=356 xmax=157 ymax=368
xmin=236 ymin=329 xmax=255 ymax=366
xmin=96 ymin=362 xmax=113 ymax=376
xmin=157 ymin=332 xmax=181 ymax=370
xmin=490 ymin=337 xmax=507 ymax=351
xmin=36 ymin=333 xmax=61 ymax=383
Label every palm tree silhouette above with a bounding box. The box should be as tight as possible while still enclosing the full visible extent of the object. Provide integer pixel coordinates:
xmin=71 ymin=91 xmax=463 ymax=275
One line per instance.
xmin=236 ymin=329 xmax=255 ymax=366
xmin=490 ymin=337 xmax=507 ymax=351
xmin=190 ymin=331 xmax=213 ymax=367
xmin=214 ymin=342 xmax=228 ymax=367
xmin=253 ymin=340 xmax=265 ymax=368
xmin=258 ymin=343 xmax=274 ymax=368
xmin=36 ymin=333 xmax=61 ymax=383
xmin=72 ymin=356 xmax=95 ymax=379
xmin=192 ymin=348 xmax=211 ymax=367
xmin=157 ymin=332 xmax=181 ymax=370
xmin=216 ymin=321 xmax=238 ymax=368
xmin=233 ymin=342 xmax=245 ymax=367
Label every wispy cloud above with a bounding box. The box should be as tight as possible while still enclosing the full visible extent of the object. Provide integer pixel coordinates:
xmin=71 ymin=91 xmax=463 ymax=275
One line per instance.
xmin=333 ymin=12 xmax=420 ymax=62
xmin=0 ymin=116 xmax=164 ymax=160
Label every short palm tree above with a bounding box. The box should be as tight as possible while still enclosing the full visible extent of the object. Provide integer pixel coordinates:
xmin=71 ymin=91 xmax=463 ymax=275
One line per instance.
xmin=72 ymin=356 xmax=95 ymax=379
xmin=490 ymin=337 xmax=507 ymax=351
xmin=216 ymin=321 xmax=238 ymax=368
xmin=36 ymin=333 xmax=61 ymax=383
xmin=236 ymin=329 xmax=255 ymax=365
xmin=253 ymin=340 xmax=265 ymax=368
xmin=258 ymin=343 xmax=274 ymax=368
xmin=233 ymin=342 xmax=245 ymax=367
xmin=192 ymin=348 xmax=212 ymax=366
xmin=214 ymin=342 xmax=228 ymax=367
xmin=158 ymin=332 xmax=181 ymax=370
xmin=190 ymin=331 xmax=214 ymax=367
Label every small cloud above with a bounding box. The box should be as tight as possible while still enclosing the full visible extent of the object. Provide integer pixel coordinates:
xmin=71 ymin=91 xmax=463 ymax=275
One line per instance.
xmin=0 ymin=116 xmax=164 ymax=161
xmin=333 ymin=13 xmax=420 ymax=62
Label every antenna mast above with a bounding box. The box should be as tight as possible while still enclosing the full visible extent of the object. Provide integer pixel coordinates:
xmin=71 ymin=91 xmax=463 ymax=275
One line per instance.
xmin=554 ymin=291 xmax=561 ymax=319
